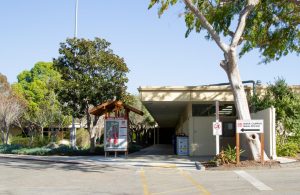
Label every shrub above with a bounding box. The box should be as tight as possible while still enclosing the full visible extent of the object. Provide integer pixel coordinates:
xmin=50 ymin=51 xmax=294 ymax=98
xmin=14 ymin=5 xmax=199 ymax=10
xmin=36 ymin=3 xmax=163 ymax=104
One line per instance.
xmin=215 ymin=145 xmax=244 ymax=165
xmin=0 ymin=144 xmax=22 ymax=154
xmin=10 ymin=136 xmax=31 ymax=147
xmin=277 ymin=141 xmax=299 ymax=157
xmin=76 ymin=128 xmax=90 ymax=148
xmin=31 ymin=136 xmax=51 ymax=147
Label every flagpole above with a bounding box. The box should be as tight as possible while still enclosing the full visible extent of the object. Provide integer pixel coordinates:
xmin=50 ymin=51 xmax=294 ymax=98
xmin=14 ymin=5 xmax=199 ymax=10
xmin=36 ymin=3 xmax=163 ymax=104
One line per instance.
xmin=74 ymin=0 xmax=79 ymax=38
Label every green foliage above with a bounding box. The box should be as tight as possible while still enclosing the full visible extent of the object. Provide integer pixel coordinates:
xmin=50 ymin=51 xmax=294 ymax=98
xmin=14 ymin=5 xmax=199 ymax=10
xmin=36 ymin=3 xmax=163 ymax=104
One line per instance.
xmin=76 ymin=128 xmax=90 ymax=148
xmin=10 ymin=135 xmax=50 ymax=147
xmin=215 ymin=145 xmax=244 ymax=164
xmin=0 ymin=144 xmax=105 ymax=156
xmin=53 ymin=37 xmax=129 ymax=118
xmin=10 ymin=136 xmax=31 ymax=146
xmin=251 ymin=78 xmax=300 ymax=136
xmin=12 ymin=62 xmax=70 ymax=134
xmin=251 ymin=78 xmax=300 ymax=157
xmin=277 ymin=138 xmax=299 ymax=157
xmin=128 ymin=143 xmax=143 ymax=153
xmin=149 ymin=0 xmax=300 ymax=63
xmin=0 ymin=144 xmax=23 ymax=154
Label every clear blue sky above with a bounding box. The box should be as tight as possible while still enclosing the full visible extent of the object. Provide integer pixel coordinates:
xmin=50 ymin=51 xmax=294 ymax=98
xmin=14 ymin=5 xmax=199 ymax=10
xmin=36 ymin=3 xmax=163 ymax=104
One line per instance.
xmin=0 ymin=0 xmax=299 ymax=94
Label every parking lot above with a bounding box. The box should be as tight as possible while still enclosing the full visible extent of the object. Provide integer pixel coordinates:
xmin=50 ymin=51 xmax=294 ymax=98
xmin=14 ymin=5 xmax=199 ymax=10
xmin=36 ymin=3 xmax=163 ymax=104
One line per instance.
xmin=0 ymin=157 xmax=300 ymax=195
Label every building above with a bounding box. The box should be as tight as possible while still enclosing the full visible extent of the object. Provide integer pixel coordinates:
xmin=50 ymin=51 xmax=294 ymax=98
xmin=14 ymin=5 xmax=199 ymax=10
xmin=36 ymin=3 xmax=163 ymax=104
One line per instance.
xmin=138 ymin=85 xmax=277 ymax=159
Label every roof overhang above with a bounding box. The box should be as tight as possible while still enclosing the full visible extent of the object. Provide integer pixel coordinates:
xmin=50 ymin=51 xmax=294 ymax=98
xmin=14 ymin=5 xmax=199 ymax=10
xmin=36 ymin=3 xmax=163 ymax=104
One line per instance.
xmin=138 ymin=86 xmax=242 ymax=128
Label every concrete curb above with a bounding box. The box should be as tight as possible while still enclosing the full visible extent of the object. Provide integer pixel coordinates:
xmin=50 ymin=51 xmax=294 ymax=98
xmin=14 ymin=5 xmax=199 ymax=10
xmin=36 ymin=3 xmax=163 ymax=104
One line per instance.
xmin=0 ymin=154 xmax=84 ymax=165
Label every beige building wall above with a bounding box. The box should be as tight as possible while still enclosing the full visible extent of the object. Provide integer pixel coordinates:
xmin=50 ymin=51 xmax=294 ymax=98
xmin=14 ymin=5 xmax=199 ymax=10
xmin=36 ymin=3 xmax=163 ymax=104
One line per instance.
xmin=251 ymin=107 xmax=277 ymax=159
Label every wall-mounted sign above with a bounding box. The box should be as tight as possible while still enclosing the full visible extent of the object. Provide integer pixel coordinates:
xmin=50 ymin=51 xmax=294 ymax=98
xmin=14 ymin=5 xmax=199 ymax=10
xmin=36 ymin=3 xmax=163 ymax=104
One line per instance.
xmin=104 ymin=118 xmax=128 ymax=151
xmin=236 ymin=120 xmax=264 ymax=133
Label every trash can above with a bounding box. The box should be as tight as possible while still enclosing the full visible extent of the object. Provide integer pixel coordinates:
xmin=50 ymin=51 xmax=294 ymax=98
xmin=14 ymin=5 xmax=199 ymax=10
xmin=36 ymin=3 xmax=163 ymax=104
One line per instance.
xmin=176 ymin=136 xmax=189 ymax=156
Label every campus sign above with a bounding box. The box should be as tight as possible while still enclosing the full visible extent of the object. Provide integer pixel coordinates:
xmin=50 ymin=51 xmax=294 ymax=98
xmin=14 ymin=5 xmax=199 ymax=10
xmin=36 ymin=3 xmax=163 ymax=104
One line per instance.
xmin=236 ymin=120 xmax=264 ymax=133
xmin=104 ymin=118 xmax=128 ymax=151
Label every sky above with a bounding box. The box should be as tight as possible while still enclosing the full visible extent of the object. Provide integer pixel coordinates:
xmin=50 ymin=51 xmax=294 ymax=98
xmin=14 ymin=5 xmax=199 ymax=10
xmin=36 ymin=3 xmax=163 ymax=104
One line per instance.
xmin=0 ymin=0 xmax=299 ymax=94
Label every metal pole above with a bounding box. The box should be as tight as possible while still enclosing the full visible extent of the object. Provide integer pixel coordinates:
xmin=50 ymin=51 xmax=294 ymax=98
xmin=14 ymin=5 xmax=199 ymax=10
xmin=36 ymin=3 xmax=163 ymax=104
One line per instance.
xmin=71 ymin=0 xmax=79 ymax=149
xmin=215 ymin=101 xmax=220 ymax=155
xmin=74 ymin=0 xmax=79 ymax=38
xmin=154 ymin=127 xmax=156 ymax=145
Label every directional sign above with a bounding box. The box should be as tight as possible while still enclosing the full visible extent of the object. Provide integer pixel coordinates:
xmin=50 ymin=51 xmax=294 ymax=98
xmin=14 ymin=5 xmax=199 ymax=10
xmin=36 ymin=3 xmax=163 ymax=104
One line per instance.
xmin=213 ymin=121 xmax=222 ymax=135
xmin=236 ymin=120 xmax=264 ymax=133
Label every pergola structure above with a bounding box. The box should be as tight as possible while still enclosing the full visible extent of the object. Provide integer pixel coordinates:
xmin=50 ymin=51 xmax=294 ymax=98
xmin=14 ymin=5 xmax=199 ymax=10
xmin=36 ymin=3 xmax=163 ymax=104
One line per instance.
xmin=89 ymin=100 xmax=144 ymax=157
xmin=89 ymin=100 xmax=144 ymax=118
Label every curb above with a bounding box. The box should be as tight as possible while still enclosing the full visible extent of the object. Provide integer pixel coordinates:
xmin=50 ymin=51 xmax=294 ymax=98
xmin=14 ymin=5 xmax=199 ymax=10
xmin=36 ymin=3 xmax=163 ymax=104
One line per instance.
xmin=0 ymin=154 xmax=83 ymax=165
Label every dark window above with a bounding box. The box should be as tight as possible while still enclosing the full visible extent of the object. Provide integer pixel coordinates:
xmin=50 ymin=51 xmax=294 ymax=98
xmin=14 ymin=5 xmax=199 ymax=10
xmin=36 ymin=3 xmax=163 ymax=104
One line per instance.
xmin=192 ymin=104 xmax=236 ymax=117
xmin=222 ymin=122 xmax=236 ymax=137
xmin=192 ymin=104 xmax=215 ymax=116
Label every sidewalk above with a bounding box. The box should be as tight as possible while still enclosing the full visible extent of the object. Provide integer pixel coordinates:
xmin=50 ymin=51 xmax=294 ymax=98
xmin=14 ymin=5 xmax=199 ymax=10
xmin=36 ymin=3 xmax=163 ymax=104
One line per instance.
xmin=0 ymin=153 xmax=203 ymax=171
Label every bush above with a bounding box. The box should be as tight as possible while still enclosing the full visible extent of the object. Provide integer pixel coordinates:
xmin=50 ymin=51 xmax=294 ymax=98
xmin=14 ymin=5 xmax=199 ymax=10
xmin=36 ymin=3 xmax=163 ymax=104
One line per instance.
xmin=14 ymin=147 xmax=51 ymax=155
xmin=31 ymin=136 xmax=51 ymax=147
xmin=76 ymin=128 xmax=90 ymax=148
xmin=10 ymin=136 xmax=31 ymax=147
xmin=128 ymin=143 xmax=143 ymax=153
xmin=277 ymin=141 xmax=299 ymax=157
xmin=0 ymin=144 xmax=22 ymax=154
xmin=215 ymin=145 xmax=244 ymax=165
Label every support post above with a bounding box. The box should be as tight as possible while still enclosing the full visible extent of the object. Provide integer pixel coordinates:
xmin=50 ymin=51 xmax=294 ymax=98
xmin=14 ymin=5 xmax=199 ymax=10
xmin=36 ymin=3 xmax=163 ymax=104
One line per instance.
xmin=215 ymin=101 xmax=220 ymax=155
xmin=236 ymin=133 xmax=240 ymax=164
xmin=157 ymin=127 xmax=159 ymax=144
xmin=261 ymin=133 xmax=264 ymax=164
xmin=154 ymin=127 xmax=156 ymax=145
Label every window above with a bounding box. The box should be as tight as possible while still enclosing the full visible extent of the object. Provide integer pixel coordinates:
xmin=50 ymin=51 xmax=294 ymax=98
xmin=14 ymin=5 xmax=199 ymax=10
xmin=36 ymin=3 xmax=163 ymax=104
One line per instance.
xmin=222 ymin=122 xmax=236 ymax=137
xmin=192 ymin=104 xmax=236 ymax=117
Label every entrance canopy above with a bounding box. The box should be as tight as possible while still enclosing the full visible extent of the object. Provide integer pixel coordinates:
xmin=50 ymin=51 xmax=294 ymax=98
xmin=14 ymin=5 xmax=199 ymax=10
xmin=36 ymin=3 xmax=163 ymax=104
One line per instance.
xmin=138 ymin=86 xmax=251 ymax=128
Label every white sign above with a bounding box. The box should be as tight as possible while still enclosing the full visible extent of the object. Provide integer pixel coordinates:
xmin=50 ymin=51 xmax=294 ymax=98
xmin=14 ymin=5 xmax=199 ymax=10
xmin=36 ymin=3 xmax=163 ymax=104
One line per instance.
xmin=213 ymin=121 xmax=222 ymax=135
xmin=236 ymin=120 xmax=264 ymax=133
xmin=104 ymin=118 xmax=128 ymax=151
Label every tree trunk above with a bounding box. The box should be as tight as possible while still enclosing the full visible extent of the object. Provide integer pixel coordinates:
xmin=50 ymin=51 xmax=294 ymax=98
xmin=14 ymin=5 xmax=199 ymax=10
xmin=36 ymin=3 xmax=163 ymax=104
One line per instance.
xmin=86 ymin=103 xmax=95 ymax=152
xmin=41 ymin=127 xmax=44 ymax=139
xmin=226 ymin=50 xmax=268 ymax=161
xmin=5 ymin=124 xmax=9 ymax=145
xmin=70 ymin=116 xmax=76 ymax=149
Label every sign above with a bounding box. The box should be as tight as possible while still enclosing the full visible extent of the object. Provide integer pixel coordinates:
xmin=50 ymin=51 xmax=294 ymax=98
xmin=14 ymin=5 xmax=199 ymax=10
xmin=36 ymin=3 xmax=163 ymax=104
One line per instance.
xmin=213 ymin=121 xmax=222 ymax=135
xmin=104 ymin=118 xmax=128 ymax=151
xmin=236 ymin=120 xmax=264 ymax=133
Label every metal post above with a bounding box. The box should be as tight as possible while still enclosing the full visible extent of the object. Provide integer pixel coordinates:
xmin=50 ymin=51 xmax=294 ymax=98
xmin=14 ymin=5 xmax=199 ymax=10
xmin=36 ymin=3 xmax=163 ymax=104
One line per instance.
xmin=215 ymin=101 xmax=220 ymax=155
xmin=154 ymin=127 xmax=156 ymax=145
xmin=157 ymin=127 xmax=159 ymax=144
xmin=74 ymin=0 xmax=79 ymax=38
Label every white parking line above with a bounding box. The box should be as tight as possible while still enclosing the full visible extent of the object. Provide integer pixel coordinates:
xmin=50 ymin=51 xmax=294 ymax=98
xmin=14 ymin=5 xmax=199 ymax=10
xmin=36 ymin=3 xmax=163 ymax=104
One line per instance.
xmin=234 ymin=170 xmax=272 ymax=191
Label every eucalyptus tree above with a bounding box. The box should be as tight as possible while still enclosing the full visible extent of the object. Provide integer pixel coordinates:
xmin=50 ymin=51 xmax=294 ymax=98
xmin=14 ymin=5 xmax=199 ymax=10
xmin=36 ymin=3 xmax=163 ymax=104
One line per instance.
xmin=53 ymin=37 xmax=129 ymax=151
xmin=148 ymin=0 xmax=300 ymax=160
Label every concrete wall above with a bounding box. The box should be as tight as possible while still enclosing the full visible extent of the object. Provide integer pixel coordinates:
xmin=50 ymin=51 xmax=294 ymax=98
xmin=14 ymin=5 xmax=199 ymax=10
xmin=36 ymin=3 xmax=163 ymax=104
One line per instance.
xmin=190 ymin=116 xmax=216 ymax=156
xmin=251 ymin=107 xmax=277 ymax=159
xmin=139 ymin=86 xmax=251 ymax=102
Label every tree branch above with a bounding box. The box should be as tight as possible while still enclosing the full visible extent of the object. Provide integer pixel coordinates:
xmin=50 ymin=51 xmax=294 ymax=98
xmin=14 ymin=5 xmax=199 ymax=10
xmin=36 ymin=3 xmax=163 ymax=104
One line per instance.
xmin=231 ymin=0 xmax=260 ymax=48
xmin=184 ymin=0 xmax=229 ymax=53
xmin=287 ymin=0 xmax=300 ymax=6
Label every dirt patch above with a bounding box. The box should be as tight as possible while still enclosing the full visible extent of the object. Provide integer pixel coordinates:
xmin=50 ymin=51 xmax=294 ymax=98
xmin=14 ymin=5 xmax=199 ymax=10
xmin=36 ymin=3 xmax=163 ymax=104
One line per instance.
xmin=202 ymin=160 xmax=281 ymax=170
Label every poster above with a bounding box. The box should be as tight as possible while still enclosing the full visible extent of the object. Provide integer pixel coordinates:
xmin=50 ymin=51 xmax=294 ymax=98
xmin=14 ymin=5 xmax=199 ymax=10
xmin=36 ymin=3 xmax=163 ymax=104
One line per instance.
xmin=104 ymin=118 xmax=128 ymax=151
